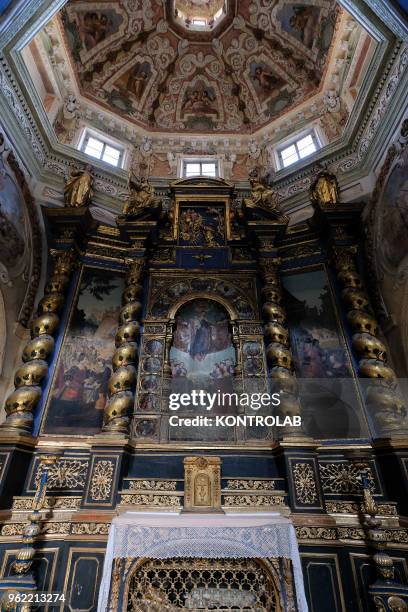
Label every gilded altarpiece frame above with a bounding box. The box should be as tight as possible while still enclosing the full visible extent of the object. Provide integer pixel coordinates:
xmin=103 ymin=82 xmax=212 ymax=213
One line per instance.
xmin=132 ymin=270 xmax=272 ymax=446
xmin=169 ymin=194 xmax=235 ymax=243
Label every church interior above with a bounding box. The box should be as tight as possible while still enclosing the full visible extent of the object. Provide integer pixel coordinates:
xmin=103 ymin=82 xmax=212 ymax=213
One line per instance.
xmin=0 ymin=0 xmax=407 ymax=610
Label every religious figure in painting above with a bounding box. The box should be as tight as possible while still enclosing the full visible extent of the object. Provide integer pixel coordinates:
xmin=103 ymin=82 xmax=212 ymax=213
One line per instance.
xmin=190 ymin=319 xmax=212 ymax=361
xmin=288 ymin=6 xmax=319 ymax=48
xmin=182 ymin=87 xmax=218 ymax=116
xmin=122 ymin=174 xmax=161 ymax=216
xmin=170 ymin=299 xmax=235 ymax=390
xmin=78 ymin=11 xmax=111 ymax=50
xmin=125 ymin=64 xmax=150 ymax=100
xmin=243 ymin=171 xmax=289 ymax=222
xmin=179 ymin=206 xmax=224 ymax=246
xmin=253 ymin=66 xmax=283 ymax=99
xmin=310 ymin=171 xmax=340 ymax=207
xmin=64 ymin=165 xmax=93 ymax=207
xmin=43 ymin=269 xmax=123 ymax=435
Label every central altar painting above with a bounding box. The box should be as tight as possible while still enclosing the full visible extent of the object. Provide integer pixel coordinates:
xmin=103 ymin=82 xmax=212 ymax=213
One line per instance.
xmin=170 ymin=299 xmax=235 ymax=391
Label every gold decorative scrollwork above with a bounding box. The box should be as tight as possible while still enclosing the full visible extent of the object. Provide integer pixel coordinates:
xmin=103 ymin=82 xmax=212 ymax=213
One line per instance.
xmin=225 ymin=479 xmax=276 ymax=491
xmin=319 ymin=462 xmax=374 ymax=494
xmin=34 ymin=459 xmax=88 ymax=490
xmin=292 ymin=463 xmax=318 ymax=504
xmin=120 ymin=494 xmax=181 ymax=509
xmin=89 ymin=460 xmax=115 ymax=501
xmin=127 ymin=480 xmax=177 ymax=491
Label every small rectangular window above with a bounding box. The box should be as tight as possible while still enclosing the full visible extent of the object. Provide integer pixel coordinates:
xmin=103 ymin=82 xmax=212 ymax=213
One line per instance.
xmin=182 ymin=159 xmax=218 ymax=178
xmin=80 ymin=131 xmax=124 ymax=168
xmin=278 ymin=131 xmax=319 ymax=169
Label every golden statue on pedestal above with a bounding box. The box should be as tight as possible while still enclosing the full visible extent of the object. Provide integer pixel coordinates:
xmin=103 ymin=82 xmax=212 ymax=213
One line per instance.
xmin=64 ymin=165 xmax=93 ymax=207
xmin=310 ymin=170 xmax=340 ymax=207
xmin=122 ymin=174 xmax=161 ymax=216
xmin=244 ymin=170 xmax=289 ymax=222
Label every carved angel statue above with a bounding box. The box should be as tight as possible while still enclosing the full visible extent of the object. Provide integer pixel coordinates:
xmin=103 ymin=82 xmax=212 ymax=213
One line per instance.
xmin=64 ymin=165 xmax=93 ymax=208
xmin=122 ymin=174 xmax=161 ymax=216
xmin=310 ymin=170 xmax=340 ymax=207
xmin=243 ymin=170 xmax=289 ymax=222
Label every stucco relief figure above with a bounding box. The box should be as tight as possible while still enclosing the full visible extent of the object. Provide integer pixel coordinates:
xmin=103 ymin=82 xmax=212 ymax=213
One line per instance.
xmin=64 ymin=166 xmax=94 ymax=207
xmin=244 ymin=172 xmax=289 ymax=222
xmin=122 ymin=175 xmax=161 ymax=215
xmin=310 ymin=171 xmax=340 ymax=207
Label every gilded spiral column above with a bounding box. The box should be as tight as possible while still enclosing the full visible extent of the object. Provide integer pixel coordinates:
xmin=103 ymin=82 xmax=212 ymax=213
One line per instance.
xmin=1 ymin=249 xmax=77 ymax=434
xmin=102 ymin=258 xmax=144 ymax=434
xmin=259 ymin=258 xmax=301 ymax=432
xmin=333 ymin=246 xmax=405 ymax=435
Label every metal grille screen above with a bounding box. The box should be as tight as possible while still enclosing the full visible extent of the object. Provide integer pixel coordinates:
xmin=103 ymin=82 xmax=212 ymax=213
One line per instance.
xmin=126 ymin=557 xmax=281 ymax=611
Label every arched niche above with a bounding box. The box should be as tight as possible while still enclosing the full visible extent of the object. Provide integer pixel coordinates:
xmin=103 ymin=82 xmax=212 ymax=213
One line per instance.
xmin=121 ymin=556 xmax=285 ymax=611
xmin=166 ymin=296 xmax=239 ymax=385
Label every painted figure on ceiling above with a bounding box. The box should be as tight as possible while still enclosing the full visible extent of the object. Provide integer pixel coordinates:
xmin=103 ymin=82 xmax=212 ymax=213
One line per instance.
xmin=183 ymin=88 xmax=218 ymax=116
xmin=254 ymin=67 xmax=282 ymax=94
xmin=288 ymin=6 xmax=319 ymax=48
xmin=126 ymin=66 xmax=149 ymax=100
xmin=78 ymin=11 xmax=110 ymax=50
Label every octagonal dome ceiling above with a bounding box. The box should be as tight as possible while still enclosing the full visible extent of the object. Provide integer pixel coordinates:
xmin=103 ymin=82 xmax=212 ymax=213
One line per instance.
xmin=27 ymin=0 xmax=368 ymax=136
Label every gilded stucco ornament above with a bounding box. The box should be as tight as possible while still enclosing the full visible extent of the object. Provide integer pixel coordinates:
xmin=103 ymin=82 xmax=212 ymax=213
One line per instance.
xmin=244 ymin=170 xmax=289 ymax=222
xmin=22 ymin=336 xmax=55 ymax=362
xmin=122 ymin=175 xmax=161 ymax=216
xmin=64 ymin=165 xmax=94 ymax=207
xmin=310 ymin=170 xmax=340 ymax=207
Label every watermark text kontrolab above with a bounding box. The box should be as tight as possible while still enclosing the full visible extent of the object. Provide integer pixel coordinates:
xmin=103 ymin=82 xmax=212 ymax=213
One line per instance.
xmin=167 ymin=390 xmax=302 ymax=428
